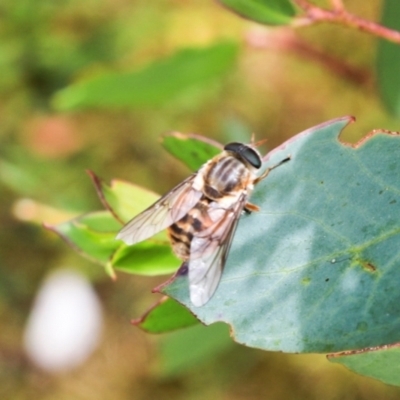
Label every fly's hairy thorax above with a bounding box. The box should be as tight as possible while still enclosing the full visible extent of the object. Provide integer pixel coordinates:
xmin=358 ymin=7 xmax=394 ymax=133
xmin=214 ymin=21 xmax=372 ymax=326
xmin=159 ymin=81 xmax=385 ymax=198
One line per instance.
xmin=202 ymin=154 xmax=254 ymax=200
xmin=167 ymin=153 xmax=257 ymax=260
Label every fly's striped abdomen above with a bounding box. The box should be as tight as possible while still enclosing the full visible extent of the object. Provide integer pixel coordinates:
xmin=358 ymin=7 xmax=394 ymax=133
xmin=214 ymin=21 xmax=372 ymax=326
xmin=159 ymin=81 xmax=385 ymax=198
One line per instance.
xmin=167 ymin=197 xmax=212 ymax=260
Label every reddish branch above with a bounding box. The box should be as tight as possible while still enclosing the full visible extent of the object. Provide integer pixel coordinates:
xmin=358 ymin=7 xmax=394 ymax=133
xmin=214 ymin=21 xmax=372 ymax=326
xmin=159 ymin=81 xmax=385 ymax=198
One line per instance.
xmin=292 ymin=0 xmax=400 ymax=44
xmin=246 ymin=30 xmax=370 ymax=85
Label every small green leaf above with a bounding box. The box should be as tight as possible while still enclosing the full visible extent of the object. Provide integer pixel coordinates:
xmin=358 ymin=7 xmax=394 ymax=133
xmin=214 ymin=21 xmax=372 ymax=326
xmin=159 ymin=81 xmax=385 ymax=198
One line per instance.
xmin=163 ymin=116 xmax=400 ymax=354
xmin=78 ymin=211 xmax=121 ymax=232
xmin=158 ymin=322 xmax=233 ymax=376
xmin=161 ymin=132 xmax=222 ymax=171
xmin=328 ymin=344 xmax=400 ymax=386
xmin=111 ymin=240 xmax=178 ymax=275
xmin=46 ymin=211 xmax=121 ymax=264
xmin=49 ymin=209 xmax=176 ymax=276
xmin=53 ymin=41 xmax=239 ymax=111
xmin=218 ymin=0 xmax=297 ymax=26
xmin=377 ymin=0 xmax=400 ymax=116
xmin=88 ymin=171 xmax=159 ymax=223
xmin=132 ymin=297 xmax=199 ymax=333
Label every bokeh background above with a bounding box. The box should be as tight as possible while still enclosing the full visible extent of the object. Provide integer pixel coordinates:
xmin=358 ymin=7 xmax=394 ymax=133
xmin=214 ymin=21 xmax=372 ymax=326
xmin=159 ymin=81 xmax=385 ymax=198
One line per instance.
xmin=1 ymin=0 xmax=400 ymax=399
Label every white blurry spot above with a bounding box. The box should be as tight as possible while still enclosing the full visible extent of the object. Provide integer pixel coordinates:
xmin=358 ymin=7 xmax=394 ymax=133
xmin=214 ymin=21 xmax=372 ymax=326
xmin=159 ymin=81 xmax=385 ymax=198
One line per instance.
xmin=24 ymin=269 xmax=103 ymax=372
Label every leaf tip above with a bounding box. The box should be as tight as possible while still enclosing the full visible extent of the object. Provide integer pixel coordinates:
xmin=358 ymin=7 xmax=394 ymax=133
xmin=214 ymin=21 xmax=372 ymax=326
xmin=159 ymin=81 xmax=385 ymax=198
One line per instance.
xmin=162 ymin=131 xmax=188 ymax=142
xmin=131 ymin=295 xmax=170 ymax=328
xmin=87 ymin=170 xmax=124 ymax=223
xmin=86 ymin=169 xmax=102 ymax=189
xmin=152 ymin=262 xmax=187 ymax=295
xmin=105 ymin=261 xmax=117 ymax=280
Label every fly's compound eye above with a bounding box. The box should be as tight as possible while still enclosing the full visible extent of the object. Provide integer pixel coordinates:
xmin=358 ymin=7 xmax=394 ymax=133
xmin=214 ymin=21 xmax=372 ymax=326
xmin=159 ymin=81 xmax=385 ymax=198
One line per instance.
xmin=224 ymin=142 xmax=262 ymax=169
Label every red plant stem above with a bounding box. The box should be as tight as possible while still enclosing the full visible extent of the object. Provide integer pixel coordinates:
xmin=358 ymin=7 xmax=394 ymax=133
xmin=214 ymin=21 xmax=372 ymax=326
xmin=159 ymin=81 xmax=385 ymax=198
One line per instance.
xmin=292 ymin=0 xmax=400 ymax=44
xmin=246 ymin=30 xmax=370 ymax=85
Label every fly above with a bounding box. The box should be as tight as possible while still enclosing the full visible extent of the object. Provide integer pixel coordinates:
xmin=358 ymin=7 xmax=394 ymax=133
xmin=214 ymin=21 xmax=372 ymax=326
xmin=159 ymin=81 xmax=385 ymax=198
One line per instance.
xmin=116 ymin=141 xmax=289 ymax=306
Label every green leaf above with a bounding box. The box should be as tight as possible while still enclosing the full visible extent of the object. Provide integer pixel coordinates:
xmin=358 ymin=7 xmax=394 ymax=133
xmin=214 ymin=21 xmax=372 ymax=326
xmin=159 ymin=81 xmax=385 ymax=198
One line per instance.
xmin=218 ymin=0 xmax=297 ymax=26
xmin=88 ymin=171 xmax=159 ymax=223
xmin=377 ymin=0 xmax=400 ymax=116
xmin=132 ymin=297 xmax=199 ymax=333
xmin=53 ymin=42 xmax=239 ymax=111
xmin=162 ymin=116 xmax=400 ymax=354
xmin=77 ymin=211 xmax=121 ymax=232
xmin=328 ymin=344 xmax=400 ymax=386
xmin=48 ymin=209 xmax=177 ymax=276
xmin=89 ymin=172 xmax=178 ymax=275
xmin=161 ymin=132 xmax=222 ymax=171
xmin=158 ymin=322 xmax=233 ymax=376
xmin=111 ymin=240 xmax=178 ymax=276
xmin=46 ymin=211 xmax=121 ymax=264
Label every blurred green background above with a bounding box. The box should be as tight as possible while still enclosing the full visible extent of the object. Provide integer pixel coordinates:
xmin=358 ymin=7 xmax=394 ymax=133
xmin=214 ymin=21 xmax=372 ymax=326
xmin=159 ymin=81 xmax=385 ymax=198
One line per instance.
xmin=1 ymin=0 xmax=400 ymax=399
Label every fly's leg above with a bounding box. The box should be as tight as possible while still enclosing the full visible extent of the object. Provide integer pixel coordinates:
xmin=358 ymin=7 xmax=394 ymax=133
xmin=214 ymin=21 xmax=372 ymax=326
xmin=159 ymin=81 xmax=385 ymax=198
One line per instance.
xmin=244 ymin=202 xmax=260 ymax=214
xmin=246 ymin=156 xmax=291 ymax=213
xmin=254 ymin=155 xmax=291 ymax=184
xmin=253 ymin=155 xmax=291 ymax=185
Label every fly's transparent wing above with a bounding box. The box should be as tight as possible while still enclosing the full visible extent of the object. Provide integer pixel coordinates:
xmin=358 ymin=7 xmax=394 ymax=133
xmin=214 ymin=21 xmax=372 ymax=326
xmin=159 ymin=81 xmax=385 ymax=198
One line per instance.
xmin=116 ymin=174 xmax=202 ymax=245
xmin=188 ymin=194 xmax=247 ymax=307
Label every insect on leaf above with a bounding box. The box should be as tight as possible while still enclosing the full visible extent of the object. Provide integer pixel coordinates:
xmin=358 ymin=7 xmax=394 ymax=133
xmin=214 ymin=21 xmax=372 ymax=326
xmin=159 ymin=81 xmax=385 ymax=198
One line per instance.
xmin=161 ymin=116 xmax=400 ymax=354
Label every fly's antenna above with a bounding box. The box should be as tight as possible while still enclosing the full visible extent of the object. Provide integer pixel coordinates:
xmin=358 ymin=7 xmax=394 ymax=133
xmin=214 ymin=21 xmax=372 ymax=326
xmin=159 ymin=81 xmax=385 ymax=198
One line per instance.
xmin=251 ymin=137 xmax=268 ymax=148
